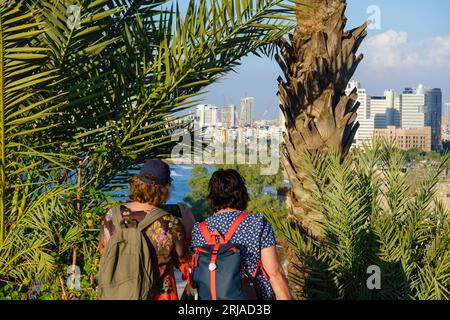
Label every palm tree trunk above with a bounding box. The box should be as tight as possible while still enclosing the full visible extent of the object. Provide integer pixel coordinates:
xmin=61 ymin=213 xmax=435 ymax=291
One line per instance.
xmin=277 ymin=0 xmax=367 ymax=237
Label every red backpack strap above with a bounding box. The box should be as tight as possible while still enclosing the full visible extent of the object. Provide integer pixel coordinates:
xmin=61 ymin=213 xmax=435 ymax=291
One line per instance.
xmin=199 ymin=221 xmax=226 ymax=244
xmin=224 ymin=212 xmax=250 ymax=243
xmin=199 ymin=221 xmax=212 ymax=244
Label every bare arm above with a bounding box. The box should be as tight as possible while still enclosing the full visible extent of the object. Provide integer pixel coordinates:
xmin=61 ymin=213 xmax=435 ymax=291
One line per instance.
xmin=261 ymin=245 xmax=292 ymax=300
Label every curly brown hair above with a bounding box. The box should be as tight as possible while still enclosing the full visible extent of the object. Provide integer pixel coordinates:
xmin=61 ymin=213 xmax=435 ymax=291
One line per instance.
xmin=129 ymin=175 xmax=170 ymax=207
xmin=207 ymin=169 xmax=249 ymax=213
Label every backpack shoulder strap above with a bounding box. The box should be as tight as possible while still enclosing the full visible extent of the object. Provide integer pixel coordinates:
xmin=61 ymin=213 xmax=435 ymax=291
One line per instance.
xmin=111 ymin=205 xmax=123 ymax=230
xmin=199 ymin=212 xmax=250 ymax=245
xmin=138 ymin=208 xmax=170 ymax=232
xmin=199 ymin=221 xmax=226 ymax=245
xmin=224 ymin=212 xmax=250 ymax=243
xmin=199 ymin=221 xmax=211 ymax=244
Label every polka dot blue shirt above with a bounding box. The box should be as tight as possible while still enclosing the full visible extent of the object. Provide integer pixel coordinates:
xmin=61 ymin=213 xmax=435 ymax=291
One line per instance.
xmin=191 ymin=211 xmax=277 ymax=300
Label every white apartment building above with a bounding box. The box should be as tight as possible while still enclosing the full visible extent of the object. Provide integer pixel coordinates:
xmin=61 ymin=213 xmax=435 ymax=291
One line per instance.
xmin=240 ymin=97 xmax=255 ymax=127
xmin=370 ymin=90 xmax=401 ymax=129
xmin=401 ymin=86 xmax=426 ymax=129
xmin=345 ymin=80 xmax=375 ymax=147
xmin=221 ymin=105 xmax=237 ymax=128
xmin=195 ymin=104 xmax=218 ymax=129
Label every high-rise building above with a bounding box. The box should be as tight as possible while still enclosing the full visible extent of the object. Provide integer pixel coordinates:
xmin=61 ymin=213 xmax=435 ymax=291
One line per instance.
xmin=401 ymin=85 xmax=426 ymax=129
xmin=400 ymin=85 xmax=442 ymax=150
xmin=344 ymin=82 xmax=442 ymax=150
xmin=425 ymin=88 xmax=442 ymax=150
xmin=240 ymin=97 xmax=255 ymax=127
xmin=443 ymin=103 xmax=450 ymax=141
xmin=370 ymin=90 xmax=401 ymax=129
xmin=370 ymin=96 xmax=388 ymax=128
xmin=195 ymin=104 xmax=218 ymax=129
xmin=386 ymin=89 xmax=402 ymax=127
xmin=345 ymin=80 xmax=374 ymax=147
xmin=221 ymin=105 xmax=236 ymax=128
xmin=346 ymin=80 xmax=370 ymax=119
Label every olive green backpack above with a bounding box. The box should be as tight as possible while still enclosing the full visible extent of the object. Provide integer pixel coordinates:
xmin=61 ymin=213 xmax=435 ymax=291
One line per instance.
xmin=97 ymin=205 xmax=169 ymax=300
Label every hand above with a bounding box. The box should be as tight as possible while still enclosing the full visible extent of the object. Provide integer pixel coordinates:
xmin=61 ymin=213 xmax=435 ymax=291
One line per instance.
xmin=177 ymin=202 xmax=195 ymax=236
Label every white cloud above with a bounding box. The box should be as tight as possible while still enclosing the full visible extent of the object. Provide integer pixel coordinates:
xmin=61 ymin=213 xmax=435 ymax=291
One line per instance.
xmin=360 ymin=30 xmax=450 ymax=75
xmin=429 ymin=36 xmax=450 ymax=67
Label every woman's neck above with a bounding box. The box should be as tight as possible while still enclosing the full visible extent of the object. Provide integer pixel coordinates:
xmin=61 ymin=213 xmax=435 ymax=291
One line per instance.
xmin=126 ymin=202 xmax=158 ymax=211
xmin=214 ymin=208 xmax=239 ymax=215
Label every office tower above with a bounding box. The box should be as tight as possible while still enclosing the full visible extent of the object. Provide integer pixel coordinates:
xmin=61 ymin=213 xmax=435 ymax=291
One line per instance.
xmin=370 ymin=96 xmax=388 ymax=128
xmin=401 ymin=85 xmax=427 ymax=129
xmin=369 ymin=90 xmax=401 ymax=129
xmin=221 ymin=105 xmax=236 ymax=128
xmin=385 ymin=89 xmax=402 ymax=127
xmin=425 ymin=88 xmax=442 ymax=150
xmin=195 ymin=104 xmax=218 ymax=128
xmin=345 ymin=80 xmax=375 ymax=146
xmin=240 ymin=97 xmax=255 ymax=127
xmin=400 ymin=85 xmax=442 ymax=150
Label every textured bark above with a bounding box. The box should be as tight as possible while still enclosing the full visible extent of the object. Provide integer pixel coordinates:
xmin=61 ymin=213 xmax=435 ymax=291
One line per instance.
xmin=277 ymin=0 xmax=367 ymax=237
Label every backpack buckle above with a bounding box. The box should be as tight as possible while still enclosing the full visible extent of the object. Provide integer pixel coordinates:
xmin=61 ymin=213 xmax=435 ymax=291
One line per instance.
xmin=208 ymin=263 xmax=217 ymax=271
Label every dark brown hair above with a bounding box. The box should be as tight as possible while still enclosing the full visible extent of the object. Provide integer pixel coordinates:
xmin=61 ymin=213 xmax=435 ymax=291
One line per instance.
xmin=207 ymin=169 xmax=249 ymax=213
xmin=129 ymin=175 xmax=170 ymax=207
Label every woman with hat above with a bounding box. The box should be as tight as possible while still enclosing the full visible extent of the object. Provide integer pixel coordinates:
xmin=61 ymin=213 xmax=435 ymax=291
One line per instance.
xmin=99 ymin=159 xmax=195 ymax=300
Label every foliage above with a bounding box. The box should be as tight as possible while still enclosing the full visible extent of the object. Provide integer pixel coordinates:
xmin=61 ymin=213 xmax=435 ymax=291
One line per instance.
xmin=184 ymin=163 xmax=288 ymax=221
xmin=402 ymin=148 xmax=441 ymax=164
xmin=0 ymin=0 xmax=296 ymax=298
xmin=0 ymin=182 xmax=107 ymax=300
xmin=183 ymin=165 xmax=212 ymax=221
xmin=443 ymin=141 xmax=450 ymax=152
xmin=32 ymin=0 xmax=296 ymax=194
xmin=266 ymin=142 xmax=450 ymax=300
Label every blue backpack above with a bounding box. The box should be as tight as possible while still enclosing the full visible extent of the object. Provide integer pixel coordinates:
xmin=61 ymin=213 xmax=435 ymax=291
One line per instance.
xmin=190 ymin=212 xmax=264 ymax=300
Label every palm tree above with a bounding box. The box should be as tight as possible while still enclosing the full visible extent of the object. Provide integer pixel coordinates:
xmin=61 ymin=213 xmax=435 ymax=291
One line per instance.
xmin=0 ymin=1 xmax=79 ymax=284
xmin=32 ymin=0 xmax=297 ymax=191
xmin=0 ymin=0 xmax=296 ymax=289
xmin=276 ymin=0 xmax=367 ymax=237
xmin=266 ymin=143 xmax=450 ymax=300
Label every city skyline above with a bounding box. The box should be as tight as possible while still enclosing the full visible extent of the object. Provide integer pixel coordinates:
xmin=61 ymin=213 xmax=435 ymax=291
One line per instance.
xmin=343 ymin=81 xmax=443 ymax=151
xmin=194 ymin=0 xmax=450 ymax=120
xmin=190 ymin=80 xmax=444 ymax=153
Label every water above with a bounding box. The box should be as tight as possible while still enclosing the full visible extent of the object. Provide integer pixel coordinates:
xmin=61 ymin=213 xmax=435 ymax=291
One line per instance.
xmin=108 ymin=164 xmax=194 ymax=203
xmin=166 ymin=164 xmax=194 ymax=204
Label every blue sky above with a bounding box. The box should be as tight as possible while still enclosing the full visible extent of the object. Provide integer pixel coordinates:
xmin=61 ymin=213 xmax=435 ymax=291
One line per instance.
xmin=192 ymin=0 xmax=450 ymax=119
